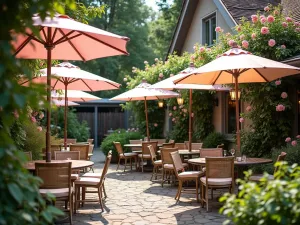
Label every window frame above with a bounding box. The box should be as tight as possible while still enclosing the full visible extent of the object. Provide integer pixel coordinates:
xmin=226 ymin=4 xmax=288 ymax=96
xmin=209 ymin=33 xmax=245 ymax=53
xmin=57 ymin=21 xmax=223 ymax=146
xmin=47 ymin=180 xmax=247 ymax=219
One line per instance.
xmin=202 ymin=12 xmax=217 ymax=46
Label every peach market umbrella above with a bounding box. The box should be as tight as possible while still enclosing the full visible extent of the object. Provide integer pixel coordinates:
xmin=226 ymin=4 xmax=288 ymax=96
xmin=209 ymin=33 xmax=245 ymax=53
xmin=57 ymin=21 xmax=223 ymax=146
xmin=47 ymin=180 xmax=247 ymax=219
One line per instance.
xmin=174 ymin=43 xmax=300 ymax=153
xmin=151 ymin=62 xmax=230 ymax=151
xmin=22 ymin=62 xmax=118 ymax=148
xmin=110 ymin=79 xmax=179 ymax=141
xmin=12 ymin=13 xmax=129 ymax=162
xmin=51 ymin=90 xmax=101 ymax=102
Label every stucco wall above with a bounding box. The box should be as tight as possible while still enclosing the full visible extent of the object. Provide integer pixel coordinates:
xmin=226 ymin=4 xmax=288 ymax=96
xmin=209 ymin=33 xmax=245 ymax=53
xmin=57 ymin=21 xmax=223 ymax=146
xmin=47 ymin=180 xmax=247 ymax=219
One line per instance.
xmin=182 ymin=0 xmax=233 ymax=52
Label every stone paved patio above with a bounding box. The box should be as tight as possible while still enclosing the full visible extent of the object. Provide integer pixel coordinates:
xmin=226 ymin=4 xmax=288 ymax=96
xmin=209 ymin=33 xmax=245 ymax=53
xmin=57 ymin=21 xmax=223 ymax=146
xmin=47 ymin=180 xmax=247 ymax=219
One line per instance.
xmin=68 ymin=149 xmax=229 ymax=225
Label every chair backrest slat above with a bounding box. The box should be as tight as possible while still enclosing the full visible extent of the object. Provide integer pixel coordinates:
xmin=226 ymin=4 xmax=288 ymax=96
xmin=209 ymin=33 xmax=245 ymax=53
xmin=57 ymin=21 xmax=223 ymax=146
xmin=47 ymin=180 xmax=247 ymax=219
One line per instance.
xmin=55 ymin=151 xmax=80 ymax=160
xmin=205 ymin=157 xmax=234 ymax=179
xmin=174 ymin=143 xmax=186 ymax=149
xmin=70 ymin=144 xmax=89 ymax=160
xmin=100 ymin=151 xmax=112 ymax=186
xmin=129 ymin=140 xmax=142 ymax=151
xmin=162 ymin=143 xmax=175 ymax=148
xmin=142 ymin=141 xmax=158 ymax=155
xmin=113 ymin=142 xmax=124 ymax=155
xmin=200 ymin=148 xmax=223 ymax=157
xmin=184 ymin=141 xmax=203 ymax=150
xmin=88 ymin=144 xmax=94 ymax=154
xmin=161 ymin=147 xmax=178 ymax=164
xmin=148 ymin=145 xmax=157 ymax=163
xmin=36 ymin=162 xmax=71 ymax=189
xmin=170 ymin=151 xmax=184 ymax=178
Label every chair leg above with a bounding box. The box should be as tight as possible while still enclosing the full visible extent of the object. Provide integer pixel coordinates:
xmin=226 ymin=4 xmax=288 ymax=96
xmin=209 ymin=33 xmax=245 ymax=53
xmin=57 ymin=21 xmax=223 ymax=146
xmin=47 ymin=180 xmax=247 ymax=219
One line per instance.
xmin=102 ymin=184 xmax=107 ymax=199
xmin=124 ymin=157 xmax=127 ymax=172
xmin=130 ymin=157 xmax=132 ymax=170
xmin=196 ymin=178 xmax=199 ymax=203
xmin=206 ymin=186 xmax=209 ymax=212
xmin=177 ymin=180 xmax=183 ymax=202
xmin=135 ymin=156 xmax=138 ymax=170
xmin=211 ymin=188 xmax=213 ymax=200
xmin=141 ymin=158 xmax=144 ymax=172
xmin=97 ymin=186 xmax=104 ymax=212
xmin=117 ymin=157 xmax=121 ymax=171
xmin=161 ymin=168 xmax=164 ymax=187
xmin=74 ymin=186 xmax=78 ymax=213
xmin=69 ymin=195 xmax=73 ymax=225
xmin=150 ymin=166 xmax=154 ymax=181
xmin=201 ymin=183 xmax=204 ymax=208
xmin=175 ymin=183 xmax=180 ymax=200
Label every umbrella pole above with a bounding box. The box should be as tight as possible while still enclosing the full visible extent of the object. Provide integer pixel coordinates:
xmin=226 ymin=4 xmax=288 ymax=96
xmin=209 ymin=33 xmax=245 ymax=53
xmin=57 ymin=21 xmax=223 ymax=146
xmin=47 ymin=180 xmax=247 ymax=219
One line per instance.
xmin=144 ymin=98 xmax=150 ymax=141
xmin=188 ymin=89 xmax=192 ymax=152
xmin=45 ymin=27 xmax=53 ymax=162
xmin=234 ymin=75 xmax=241 ymax=154
xmin=64 ymin=83 xmax=68 ymax=149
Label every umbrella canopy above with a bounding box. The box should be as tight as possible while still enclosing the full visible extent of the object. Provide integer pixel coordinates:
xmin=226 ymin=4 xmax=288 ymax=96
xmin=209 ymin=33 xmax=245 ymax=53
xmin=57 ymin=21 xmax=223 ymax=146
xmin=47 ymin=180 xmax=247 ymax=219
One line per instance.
xmin=174 ymin=43 xmax=300 ymax=152
xmin=151 ymin=63 xmax=230 ymax=151
xmin=51 ymin=90 xmax=101 ymax=102
xmin=111 ymin=79 xmax=179 ymax=140
xmin=12 ymin=14 xmax=129 ymax=161
xmin=52 ymin=99 xmax=79 ymax=107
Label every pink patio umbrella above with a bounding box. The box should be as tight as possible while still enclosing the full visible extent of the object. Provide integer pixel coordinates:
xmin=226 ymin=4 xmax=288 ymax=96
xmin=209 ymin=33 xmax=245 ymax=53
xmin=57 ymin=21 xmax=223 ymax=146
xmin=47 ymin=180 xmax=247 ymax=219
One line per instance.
xmin=110 ymin=79 xmax=179 ymax=141
xmin=174 ymin=43 xmax=300 ymax=153
xmin=12 ymin=13 xmax=129 ymax=162
xmin=21 ymin=62 xmax=118 ymax=149
xmin=151 ymin=62 xmax=230 ymax=151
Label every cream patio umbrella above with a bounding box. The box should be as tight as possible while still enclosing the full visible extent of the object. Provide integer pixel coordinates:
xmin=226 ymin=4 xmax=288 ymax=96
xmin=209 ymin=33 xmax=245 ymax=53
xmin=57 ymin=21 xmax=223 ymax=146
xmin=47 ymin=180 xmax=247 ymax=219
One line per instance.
xmin=21 ymin=62 xmax=118 ymax=149
xmin=110 ymin=79 xmax=179 ymax=141
xmin=12 ymin=13 xmax=129 ymax=161
xmin=151 ymin=63 xmax=230 ymax=151
xmin=174 ymin=43 xmax=300 ymax=153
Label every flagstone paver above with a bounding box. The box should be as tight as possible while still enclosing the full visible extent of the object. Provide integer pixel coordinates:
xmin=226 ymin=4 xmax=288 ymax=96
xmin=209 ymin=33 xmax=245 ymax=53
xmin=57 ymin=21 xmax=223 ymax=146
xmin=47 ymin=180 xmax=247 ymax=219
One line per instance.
xmin=67 ymin=149 xmax=229 ymax=225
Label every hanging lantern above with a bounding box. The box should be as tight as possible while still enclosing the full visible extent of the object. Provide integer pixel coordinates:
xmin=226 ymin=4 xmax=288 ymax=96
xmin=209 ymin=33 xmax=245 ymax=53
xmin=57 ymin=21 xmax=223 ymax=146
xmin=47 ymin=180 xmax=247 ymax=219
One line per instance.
xmin=158 ymin=101 xmax=164 ymax=108
xmin=177 ymin=96 xmax=184 ymax=105
xmin=229 ymin=89 xmax=241 ymax=100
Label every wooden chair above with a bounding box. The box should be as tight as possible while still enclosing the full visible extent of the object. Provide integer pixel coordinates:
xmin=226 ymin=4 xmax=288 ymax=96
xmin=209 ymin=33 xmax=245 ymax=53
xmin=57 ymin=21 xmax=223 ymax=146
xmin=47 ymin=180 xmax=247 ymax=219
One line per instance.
xmin=184 ymin=141 xmax=203 ymax=150
xmin=42 ymin=145 xmax=61 ymax=159
xmin=161 ymin=147 xmax=188 ymax=187
xmin=36 ymin=162 xmax=73 ymax=224
xmin=138 ymin=141 xmax=158 ymax=172
xmin=74 ymin=151 xmax=112 ymax=212
xmin=66 ymin=139 xmax=77 ymax=144
xmin=129 ymin=139 xmax=142 ymax=152
xmin=171 ymin=151 xmax=204 ymax=202
xmin=150 ymin=139 xmax=166 ymax=144
xmin=174 ymin=143 xmax=186 ymax=149
xmin=148 ymin=145 xmax=162 ymax=181
xmin=24 ymin=151 xmax=32 ymax=161
xmin=87 ymin=139 xmax=94 ymax=144
xmin=249 ymin=152 xmax=287 ymax=182
xmin=114 ymin=142 xmax=137 ymax=171
xmin=70 ymin=144 xmax=89 ymax=160
xmin=200 ymin=157 xmax=235 ymax=212
xmin=162 ymin=142 xmax=175 ymax=148
xmin=200 ymin=148 xmax=223 ymax=157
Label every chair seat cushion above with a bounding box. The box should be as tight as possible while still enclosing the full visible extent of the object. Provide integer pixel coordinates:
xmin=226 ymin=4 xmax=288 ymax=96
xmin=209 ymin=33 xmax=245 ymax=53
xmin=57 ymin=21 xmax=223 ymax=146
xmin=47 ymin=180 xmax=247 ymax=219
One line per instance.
xmin=179 ymin=171 xmax=204 ymax=178
xmin=74 ymin=177 xmax=100 ymax=186
xmin=40 ymin=188 xmax=70 ymax=198
xmin=200 ymin=177 xmax=232 ymax=186
xmin=138 ymin=154 xmax=151 ymax=158
xmin=164 ymin=163 xmax=188 ymax=169
xmin=249 ymin=174 xmax=274 ymax=182
xmin=154 ymin=160 xmax=162 ymax=165
xmin=82 ymin=172 xmax=102 ymax=178
xmin=120 ymin=153 xmax=137 ymax=157
xmin=71 ymin=174 xmax=79 ymax=181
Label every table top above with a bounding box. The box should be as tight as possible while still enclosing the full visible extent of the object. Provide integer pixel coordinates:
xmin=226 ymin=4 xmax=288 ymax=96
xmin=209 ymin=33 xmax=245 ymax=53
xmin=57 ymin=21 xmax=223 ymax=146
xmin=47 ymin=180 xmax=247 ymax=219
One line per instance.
xmin=188 ymin=157 xmax=273 ymax=166
xmin=124 ymin=143 xmax=163 ymax=148
xmin=24 ymin=160 xmax=94 ymax=171
xmin=40 ymin=153 xmax=93 ymax=157
xmin=157 ymin=149 xmax=200 ymax=155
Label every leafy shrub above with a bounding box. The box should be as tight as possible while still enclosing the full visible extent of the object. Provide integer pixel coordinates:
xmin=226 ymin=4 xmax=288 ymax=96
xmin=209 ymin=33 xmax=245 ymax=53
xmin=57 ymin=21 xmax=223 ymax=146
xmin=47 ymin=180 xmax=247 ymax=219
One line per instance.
xmin=272 ymin=140 xmax=300 ymax=166
xmin=202 ymin=132 xmax=227 ymax=149
xmin=101 ymin=129 xmax=143 ymax=159
xmin=220 ymin=162 xmax=300 ymax=225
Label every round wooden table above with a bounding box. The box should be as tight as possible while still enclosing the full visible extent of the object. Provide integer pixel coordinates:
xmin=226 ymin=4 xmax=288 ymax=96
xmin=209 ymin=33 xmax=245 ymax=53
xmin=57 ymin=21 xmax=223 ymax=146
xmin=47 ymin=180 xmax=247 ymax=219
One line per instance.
xmin=24 ymin=160 xmax=94 ymax=171
xmin=188 ymin=157 xmax=273 ymax=166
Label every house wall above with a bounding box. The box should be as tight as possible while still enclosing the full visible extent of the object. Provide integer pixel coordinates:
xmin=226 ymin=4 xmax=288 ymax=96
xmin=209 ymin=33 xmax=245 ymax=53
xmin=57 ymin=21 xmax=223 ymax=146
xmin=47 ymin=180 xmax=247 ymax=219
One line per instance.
xmin=182 ymin=0 xmax=233 ymax=53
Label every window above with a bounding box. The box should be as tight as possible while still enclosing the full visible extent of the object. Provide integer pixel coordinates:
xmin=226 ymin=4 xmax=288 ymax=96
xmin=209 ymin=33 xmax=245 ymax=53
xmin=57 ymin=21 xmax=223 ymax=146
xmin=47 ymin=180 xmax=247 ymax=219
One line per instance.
xmin=202 ymin=13 xmax=216 ymax=46
xmin=225 ymin=93 xmax=240 ymax=134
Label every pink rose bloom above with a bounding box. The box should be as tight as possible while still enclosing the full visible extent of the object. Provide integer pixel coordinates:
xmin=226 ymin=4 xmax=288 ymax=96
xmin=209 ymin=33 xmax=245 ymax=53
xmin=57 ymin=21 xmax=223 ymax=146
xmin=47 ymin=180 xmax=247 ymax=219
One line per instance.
xmin=237 ymin=26 xmax=241 ymax=32
xmin=173 ymin=106 xmax=177 ymax=110
xmin=264 ymin=6 xmax=270 ymax=11
xmin=282 ymin=22 xmax=288 ymax=28
xmin=190 ymin=55 xmax=195 ymax=61
xmin=296 ymin=28 xmax=300 ymax=32
xmin=144 ymin=61 xmax=148 ymax=64
xmin=268 ymin=39 xmax=276 ymax=47
xmin=281 ymin=45 xmax=286 ymax=49
xmin=242 ymin=40 xmax=249 ymax=48
xmin=215 ymin=26 xmax=221 ymax=32
xmin=145 ymin=67 xmax=148 ymax=71
xmin=261 ymin=27 xmax=269 ymax=34
xmin=199 ymin=47 xmax=205 ymax=52
xmin=294 ymin=22 xmax=300 ymax=27
xmin=292 ymin=140 xmax=297 ymax=146
xmin=239 ymin=34 xmax=245 ymax=40
xmin=239 ymin=117 xmax=245 ymax=123
xmin=274 ymin=10 xmax=279 ymax=15
xmin=251 ymin=15 xmax=258 ymax=23
xmin=260 ymin=15 xmax=265 ymax=19
xmin=170 ymin=74 xmax=174 ymax=77
xmin=37 ymin=126 xmax=42 ymax=132
xmin=206 ymin=48 xmax=211 ymax=52
xmin=191 ymin=113 xmax=194 ymax=117
xmin=296 ymin=135 xmax=300 ymax=139
xmin=246 ymin=106 xmax=252 ymax=112
xmin=251 ymin=33 xmax=256 ymax=39
xmin=285 ymin=137 xmax=291 ymax=142
xmin=123 ymin=77 xmax=127 ymax=82
xmin=154 ymin=123 xmax=158 ymax=127
xmin=169 ymin=113 xmax=172 ymax=117
xmin=31 ymin=116 xmax=36 ymax=123
xmin=159 ymin=73 xmax=164 ymax=78
xmin=13 ymin=110 xmax=19 ymax=119
xmin=179 ymin=105 xmax=184 ymax=109
xmin=228 ymin=40 xmax=235 ymax=46
xmin=276 ymin=104 xmax=285 ymax=112
xmin=275 ymin=80 xmax=281 ymax=85
xmin=193 ymin=45 xmax=197 ymax=51
xmin=260 ymin=17 xmax=267 ymax=23
xmin=183 ymin=109 xmax=187 ymax=113
xmin=281 ymin=92 xmax=288 ymax=99
xmin=286 ymin=17 xmax=293 ymax=22
xmin=267 ymin=15 xmax=275 ymax=23
xmin=172 ymin=118 xmax=175 ymax=122
xmin=39 ymin=112 xmax=44 ymax=119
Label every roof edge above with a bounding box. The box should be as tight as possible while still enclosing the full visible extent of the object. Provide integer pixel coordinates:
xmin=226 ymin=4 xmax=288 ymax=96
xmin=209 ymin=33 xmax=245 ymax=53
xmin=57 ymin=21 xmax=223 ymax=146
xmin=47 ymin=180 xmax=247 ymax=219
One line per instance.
xmin=214 ymin=0 xmax=237 ymax=27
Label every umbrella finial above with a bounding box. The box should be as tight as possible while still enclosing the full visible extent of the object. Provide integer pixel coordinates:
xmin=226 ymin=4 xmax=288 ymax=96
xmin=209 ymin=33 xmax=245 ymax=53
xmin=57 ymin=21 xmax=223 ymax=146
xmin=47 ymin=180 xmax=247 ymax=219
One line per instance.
xmin=231 ymin=41 xmax=238 ymax=48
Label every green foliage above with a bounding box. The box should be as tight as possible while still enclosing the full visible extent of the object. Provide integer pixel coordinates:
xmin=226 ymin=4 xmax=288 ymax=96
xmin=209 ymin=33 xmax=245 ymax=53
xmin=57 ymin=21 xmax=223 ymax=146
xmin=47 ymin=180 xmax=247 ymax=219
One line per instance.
xmin=272 ymin=138 xmax=300 ymax=165
xmin=202 ymin=132 xmax=227 ymax=149
xmin=51 ymin=108 xmax=90 ymax=142
xmin=220 ymin=162 xmax=300 ymax=225
xmin=101 ymin=129 xmax=143 ymax=158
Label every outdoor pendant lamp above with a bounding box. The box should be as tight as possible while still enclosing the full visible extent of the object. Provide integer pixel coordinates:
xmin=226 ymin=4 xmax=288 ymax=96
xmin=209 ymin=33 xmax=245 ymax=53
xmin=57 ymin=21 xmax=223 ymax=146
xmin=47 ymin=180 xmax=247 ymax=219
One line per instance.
xmin=177 ymin=95 xmax=184 ymax=105
xmin=229 ymin=89 xmax=241 ymax=101
xmin=158 ymin=100 xmax=164 ymax=108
